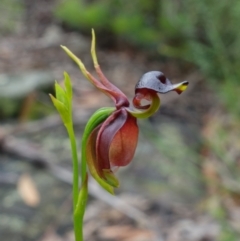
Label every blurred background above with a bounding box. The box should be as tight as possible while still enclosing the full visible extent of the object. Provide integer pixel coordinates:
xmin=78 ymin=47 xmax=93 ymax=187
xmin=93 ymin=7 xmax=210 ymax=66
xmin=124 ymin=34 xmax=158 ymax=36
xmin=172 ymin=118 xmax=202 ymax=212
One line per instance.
xmin=0 ymin=0 xmax=240 ymax=240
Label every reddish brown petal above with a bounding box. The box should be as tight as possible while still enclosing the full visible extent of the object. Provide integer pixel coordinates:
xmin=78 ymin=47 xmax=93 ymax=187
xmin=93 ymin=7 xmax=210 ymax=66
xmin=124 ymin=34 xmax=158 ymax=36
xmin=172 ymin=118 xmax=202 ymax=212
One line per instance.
xmin=86 ymin=124 xmax=117 ymax=192
xmin=96 ymin=109 xmax=128 ymax=174
xmin=94 ymin=65 xmax=130 ymax=108
xmin=86 ymin=72 xmax=129 ymax=108
xmin=109 ymin=113 xmax=138 ymax=167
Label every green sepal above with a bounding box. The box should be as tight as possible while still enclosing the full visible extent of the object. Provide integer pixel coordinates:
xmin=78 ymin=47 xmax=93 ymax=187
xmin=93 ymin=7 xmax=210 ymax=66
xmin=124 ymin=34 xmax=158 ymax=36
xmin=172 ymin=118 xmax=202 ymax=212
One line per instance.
xmin=61 ymin=45 xmax=90 ymax=81
xmin=103 ymin=169 xmax=120 ymax=188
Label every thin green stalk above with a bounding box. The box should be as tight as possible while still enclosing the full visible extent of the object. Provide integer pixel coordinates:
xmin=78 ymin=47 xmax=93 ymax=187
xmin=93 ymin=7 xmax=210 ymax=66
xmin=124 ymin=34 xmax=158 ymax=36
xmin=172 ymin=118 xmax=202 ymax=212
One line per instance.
xmin=80 ymin=142 xmax=87 ymax=185
xmin=73 ymin=217 xmax=83 ymax=241
xmin=74 ymin=175 xmax=88 ymax=241
xmin=66 ymin=123 xmax=88 ymax=241
xmin=66 ymin=124 xmax=79 ymax=210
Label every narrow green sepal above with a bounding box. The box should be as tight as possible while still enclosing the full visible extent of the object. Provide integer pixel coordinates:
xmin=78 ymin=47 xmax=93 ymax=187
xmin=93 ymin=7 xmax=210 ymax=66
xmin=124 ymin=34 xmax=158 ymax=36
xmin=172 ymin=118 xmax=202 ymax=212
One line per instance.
xmin=61 ymin=45 xmax=90 ymax=81
xmin=91 ymin=29 xmax=98 ymax=68
xmin=103 ymin=169 xmax=120 ymax=188
xmin=92 ymin=173 xmax=115 ymax=195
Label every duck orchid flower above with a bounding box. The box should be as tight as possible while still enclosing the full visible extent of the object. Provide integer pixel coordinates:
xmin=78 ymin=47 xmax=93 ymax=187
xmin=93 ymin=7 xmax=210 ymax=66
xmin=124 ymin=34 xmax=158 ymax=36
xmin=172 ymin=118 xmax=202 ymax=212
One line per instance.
xmin=60 ymin=30 xmax=188 ymax=194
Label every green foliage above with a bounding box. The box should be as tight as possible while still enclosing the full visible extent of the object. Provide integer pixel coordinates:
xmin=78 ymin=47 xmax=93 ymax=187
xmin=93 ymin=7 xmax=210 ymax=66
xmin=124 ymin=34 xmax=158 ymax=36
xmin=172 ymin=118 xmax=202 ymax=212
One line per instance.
xmin=55 ymin=0 xmax=110 ymax=29
xmin=170 ymin=0 xmax=240 ymax=117
xmin=0 ymin=0 xmax=23 ymax=34
xmin=55 ymin=0 xmax=161 ymax=48
xmin=50 ymin=73 xmax=73 ymax=126
xmin=0 ymin=98 xmax=20 ymax=118
xmin=55 ymin=0 xmax=240 ymax=116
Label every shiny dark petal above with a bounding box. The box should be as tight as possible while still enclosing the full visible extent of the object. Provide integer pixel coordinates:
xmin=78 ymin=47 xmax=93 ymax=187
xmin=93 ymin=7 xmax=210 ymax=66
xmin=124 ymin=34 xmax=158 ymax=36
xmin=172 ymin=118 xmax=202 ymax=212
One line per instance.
xmin=135 ymin=71 xmax=189 ymax=94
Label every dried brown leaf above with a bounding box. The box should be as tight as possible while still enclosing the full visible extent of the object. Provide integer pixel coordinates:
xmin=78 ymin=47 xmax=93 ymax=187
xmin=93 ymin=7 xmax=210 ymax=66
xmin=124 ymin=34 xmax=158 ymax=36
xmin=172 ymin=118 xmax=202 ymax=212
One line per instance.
xmin=17 ymin=173 xmax=40 ymax=207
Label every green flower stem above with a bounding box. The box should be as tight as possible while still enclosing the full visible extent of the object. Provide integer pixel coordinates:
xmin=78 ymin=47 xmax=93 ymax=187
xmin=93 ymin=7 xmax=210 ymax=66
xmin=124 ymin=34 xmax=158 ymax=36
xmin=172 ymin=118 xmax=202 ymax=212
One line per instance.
xmin=66 ymin=123 xmax=80 ymax=210
xmin=74 ymin=175 xmax=88 ymax=241
xmin=65 ymin=123 xmax=87 ymax=241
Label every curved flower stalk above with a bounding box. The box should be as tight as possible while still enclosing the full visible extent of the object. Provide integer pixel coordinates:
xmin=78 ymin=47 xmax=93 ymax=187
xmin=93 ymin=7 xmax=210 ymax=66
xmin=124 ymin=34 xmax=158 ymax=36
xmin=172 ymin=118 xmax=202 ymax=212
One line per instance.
xmin=51 ymin=29 xmax=188 ymax=241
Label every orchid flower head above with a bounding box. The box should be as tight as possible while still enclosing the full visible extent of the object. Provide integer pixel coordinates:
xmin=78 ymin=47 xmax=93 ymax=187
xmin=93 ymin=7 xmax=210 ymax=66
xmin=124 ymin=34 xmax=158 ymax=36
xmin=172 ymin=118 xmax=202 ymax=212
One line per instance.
xmin=61 ymin=30 xmax=188 ymax=194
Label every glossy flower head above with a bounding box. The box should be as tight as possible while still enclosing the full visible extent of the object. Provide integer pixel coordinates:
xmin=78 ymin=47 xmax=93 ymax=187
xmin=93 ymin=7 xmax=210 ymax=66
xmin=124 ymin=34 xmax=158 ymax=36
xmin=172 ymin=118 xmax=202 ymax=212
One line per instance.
xmin=61 ymin=30 xmax=188 ymax=194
